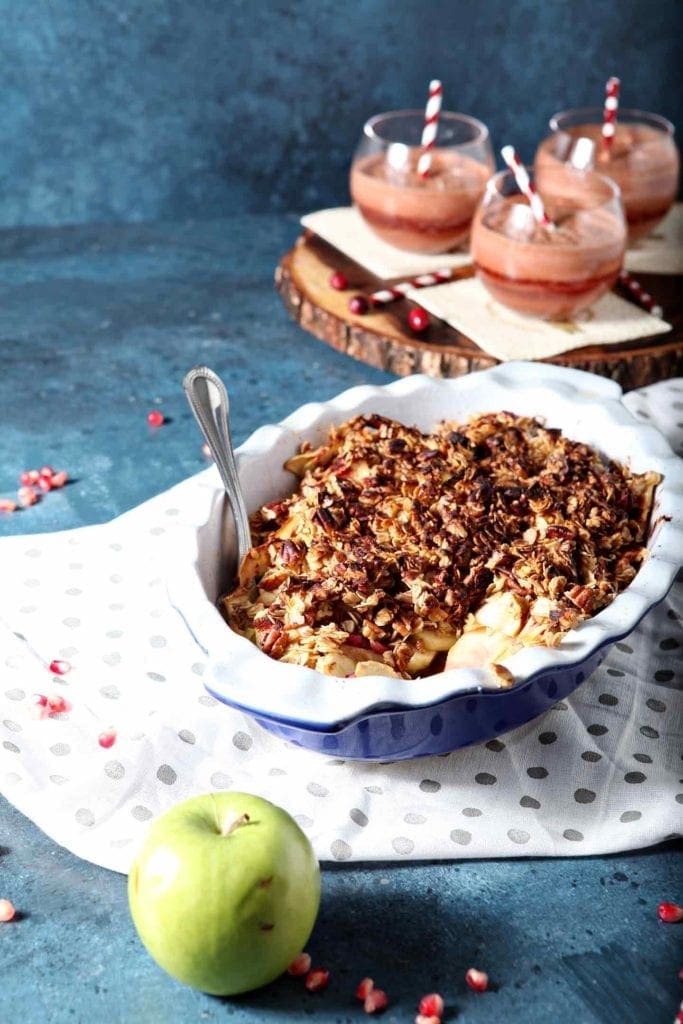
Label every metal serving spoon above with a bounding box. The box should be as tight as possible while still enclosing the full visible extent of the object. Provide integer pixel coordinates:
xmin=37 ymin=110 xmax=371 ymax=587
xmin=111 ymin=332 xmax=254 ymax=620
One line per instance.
xmin=182 ymin=365 xmax=252 ymax=570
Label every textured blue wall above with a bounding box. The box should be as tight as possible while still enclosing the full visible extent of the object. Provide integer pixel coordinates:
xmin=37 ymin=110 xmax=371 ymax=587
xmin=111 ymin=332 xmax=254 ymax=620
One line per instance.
xmin=0 ymin=0 xmax=681 ymax=227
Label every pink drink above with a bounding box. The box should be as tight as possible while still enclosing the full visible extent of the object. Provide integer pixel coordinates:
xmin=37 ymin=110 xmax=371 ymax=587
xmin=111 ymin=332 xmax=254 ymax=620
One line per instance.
xmin=471 ymin=167 xmax=626 ymax=320
xmin=351 ymin=148 xmax=491 ymax=253
xmin=350 ymin=110 xmax=494 ymax=254
xmin=536 ymin=112 xmax=680 ymax=242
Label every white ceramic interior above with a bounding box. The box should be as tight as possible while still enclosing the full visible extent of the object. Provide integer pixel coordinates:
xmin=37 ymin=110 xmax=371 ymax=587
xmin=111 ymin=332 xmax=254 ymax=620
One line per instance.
xmin=166 ymin=362 xmax=683 ymax=729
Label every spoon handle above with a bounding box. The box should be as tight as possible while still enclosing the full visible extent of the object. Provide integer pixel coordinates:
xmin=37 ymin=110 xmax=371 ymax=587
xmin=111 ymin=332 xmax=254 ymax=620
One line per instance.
xmin=182 ymin=366 xmax=252 ymax=569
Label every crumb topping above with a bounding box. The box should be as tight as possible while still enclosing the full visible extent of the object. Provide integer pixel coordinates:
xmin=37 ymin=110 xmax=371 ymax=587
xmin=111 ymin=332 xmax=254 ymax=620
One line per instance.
xmin=221 ymin=412 xmax=660 ymax=681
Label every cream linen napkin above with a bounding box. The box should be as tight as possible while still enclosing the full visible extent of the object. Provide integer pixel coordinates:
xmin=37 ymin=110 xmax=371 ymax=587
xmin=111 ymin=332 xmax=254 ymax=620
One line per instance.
xmin=1 ymin=382 xmax=681 ymax=874
xmin=411 ymin=278 xmax=672 ymax=361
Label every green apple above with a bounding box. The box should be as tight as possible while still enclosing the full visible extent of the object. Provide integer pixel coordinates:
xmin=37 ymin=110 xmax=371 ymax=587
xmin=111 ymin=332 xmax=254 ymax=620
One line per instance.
xmin=128 ymin=791 xmax=321 ymax=995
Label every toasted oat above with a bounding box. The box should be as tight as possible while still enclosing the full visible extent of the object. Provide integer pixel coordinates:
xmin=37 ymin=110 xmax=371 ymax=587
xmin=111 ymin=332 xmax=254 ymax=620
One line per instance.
xmin=221 ymin=412 xmax=660 ymax=680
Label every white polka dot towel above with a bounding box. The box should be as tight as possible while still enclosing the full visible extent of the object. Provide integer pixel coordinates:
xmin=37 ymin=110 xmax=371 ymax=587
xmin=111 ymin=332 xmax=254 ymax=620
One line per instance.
xmin=1 ymin=381 xmax=681 ymax=874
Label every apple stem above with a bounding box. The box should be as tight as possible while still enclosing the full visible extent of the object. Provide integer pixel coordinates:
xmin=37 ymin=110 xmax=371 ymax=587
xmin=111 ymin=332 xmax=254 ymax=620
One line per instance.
xmin=221 ymin=811 xmax=250 ymax=837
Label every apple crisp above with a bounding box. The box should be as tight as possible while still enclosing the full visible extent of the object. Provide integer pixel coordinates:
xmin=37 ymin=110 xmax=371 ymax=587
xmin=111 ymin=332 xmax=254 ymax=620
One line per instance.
xmin=221 ymin=412 xmax=660 ymax=682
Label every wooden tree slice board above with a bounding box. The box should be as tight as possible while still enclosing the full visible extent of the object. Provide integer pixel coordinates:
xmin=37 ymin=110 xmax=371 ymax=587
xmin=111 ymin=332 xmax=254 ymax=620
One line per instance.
xmin=275 ymin=231 xmax=683 ymax=390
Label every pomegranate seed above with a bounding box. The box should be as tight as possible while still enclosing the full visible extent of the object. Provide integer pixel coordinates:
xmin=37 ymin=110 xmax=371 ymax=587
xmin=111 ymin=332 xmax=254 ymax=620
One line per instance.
xmin=0 ymin=498 xmax=17 ymax=513
xmin=364 ymin=989 xmax=388 ymax=1014
xmin=465 ymin=967 xmax=489 ymax=992
xmin=98 ymin=728 xmax=117 ymax=749
xmin=33 ymin=694 xmax=48 ymax=707
xmin=415 ymin=1016 xmax=442 ymax=1024
xmin=418 ymin=993 xmax=444 ymax=1017
xmin=19 ymin=470 xmax=40 ymax=485
xmin=0 ymin=899 xmax=16 ymax=922
xmin=408 ymin=307 xmax=430 ymax=333
xmin=37 ymin=476 xmax=53 ymax=492
xmin=658 ymin=902 xmax=683 ymax=923
xmin=348 ymin=295 xmax=369 ymax=315
xmin=304 ymin=968 xmax=330 ymax=992
xmin=330 ymin=270 xmax=349 ymax=290
xmin=17 ymin=486 xmax=39 ymax=507
xmin=147 ymin=410 xmax=165 ymax=427
xmin=46 ymin=694 xmax=67 ymax=714
xmin=356 ymin=978 xmax=375 ymax=1000
xmin=50 ymin=470 xmax=68 ymax=488
xmin=39 ymin=466 xmax=54 ymax=479
xmin=49 ymin=659 xmax=71 ymax=676
xmin=287 ymin=952 xmax=312 ymax=976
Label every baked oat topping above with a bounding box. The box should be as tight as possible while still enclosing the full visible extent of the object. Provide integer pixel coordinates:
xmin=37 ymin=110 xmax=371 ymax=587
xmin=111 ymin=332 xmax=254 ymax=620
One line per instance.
xmin=221 ymin=412 xmax=661 ymax=681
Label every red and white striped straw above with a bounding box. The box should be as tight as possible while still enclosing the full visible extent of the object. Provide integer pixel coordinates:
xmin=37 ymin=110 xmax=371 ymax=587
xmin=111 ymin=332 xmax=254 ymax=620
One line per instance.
xmin=369 ymin=268 xmax=454 ymax=306
xmin=500 ymin=145 xmax=554 ymax=229
xmin=417 ymin=79 xmax=443 ymax=178
xmin=618 ymin=269 xmax=663 ymax=317
xmin=601 ymin=76 xmax=621 ymax=150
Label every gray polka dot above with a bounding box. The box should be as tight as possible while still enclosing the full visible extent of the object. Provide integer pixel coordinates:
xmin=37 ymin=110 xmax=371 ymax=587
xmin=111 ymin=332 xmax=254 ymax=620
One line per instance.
xmin=581 ymin=751 xmax=602 ymax=762
xmin=102 ymin=652 xmax=121 ymax=667
xmin=392 ymin=836 xmax=414 ymax=855
xmin=25 ymin=548 xmax=41 ymax=558
xmin=4 ymin=689 xmax=25 ymax=701
xmin=307 ymin=782 xmax=329 ymax=798
xmin=50 ymin=743 xmax=70 ymax=756
xmin=574 ymin=788 xmax=596 ymax=804
xmin=268 ymin=768 xmax=286 ymax=777
xmin=147 ymin=672 xmax=166 ymax=682
xmin=450 ymin=829 xmax=472 ymax=845
xmin=552 ymin=701 xmax=568 ymax=710
xmin=462 ymin=807 xmax=482 ymax=817
xmin=365 ymin=786 xmax=383 ymax=795
xmin=198 ymin=694 xmax=217 ymax=707
xmin=625 ymin=771 xmax=647 ymax=784
xmin=3 ymin=720 xmax=21 ymax=733
xmin=149 ymin=527 xmax=165 ymax=536
xmin=106 ymin=630 xmax=124 ymax=639
xmin=65 ymin=588 xmax=82 ymax=597
xmin=62 ymin=617 xmax=81 ymax=628
xmin=654 ymin=671 xmax=674 ymax=683
xmin=587 ymin=724 xmax=608 ymax=736
xmin=104 ymin=761 xmax=125 ymax=780
xmin=419 ymin=779 xmax=441 ymax=793
xmin=109 ymin=543 xmax=122 ymax=551
xmin=508 ymin=829 xmax=531 ymax=844
xmin=331 ymin=839 xmax=352 ymax=861
xmin=676 ymin=794 xmax=683 ymax=805
xmin=485 ymin=739 xmax=506 ymax=752
xmin=109 ymin=603 xmax=124 ymax=611
xmin=75 ymin=808 xmax=95 ymax=827
xmin=527 ymin=767 xmax=548 ymax=779
xmin=165 ymin=508 xmax=180 ymax=517
xmin=178 ymin=729 xmax=196 ymax=745
xmin=191 ymin=663 xmax=205 ymax=676
xmin=2 ymin=741 xmax=20 ymax=754
xmin=149 ymin=635 xmax=167 ymax=648
xmin=616 ymin=642 xmax=633 ymax=653
xmin=520 ymin=796 xmax=541 ymax=809
xmin=232 ymin=731 xmax=252 ymax=751
xmin=23 ymin=578 xmax=40 ymax=588
xmin=19 ymin=606 xmax=37 ymax=614
xmin=633 ymin=753 xmax=652 ymax=764
xmin=639 ymin=726 xmax=659 ymax=739
xmin=599 ymin=693 xmax=618 ymax=706
xmin=99 ymin=684 xmax=120 ymax=700
xmin=110 ymin=838 xmax=132 ymax=849
xmin=606 ymin=669 xmax=624 ymax=678
xmin=109 ymin=574 xmax=123 ymax=584
xmin=538 ymin=731 xmax=557 ymax=745
xmin=620 ymin=811 xmax=642 ymax=823
xmin=475 ymin=772 xmax=497 ymax=786
xmin=68 ymin=563 xmax=83 ymax=570
xmin=404 ymin=813 xmax=426 ymax=825
xmin=646 ymin=698 xmax=666 ymax=712
xmin=210 ymin=772 xmax=233 ymax=788
xmin=131 ymin=805 xmax=153 ymax=821
xmin=349 ymin=809 xmax=368 ymax=827
xmin=659 ymin=637 xmax=680 ymax=651
xmin=294 ymin=814 xmax=313 ymax=829
xmin=156 ymin=764 xmax=177 ymax=785
xmin=49 ymin=775 xmax=68 ymax=785
xmin=563 ymin=829 xmax=584 ymax=842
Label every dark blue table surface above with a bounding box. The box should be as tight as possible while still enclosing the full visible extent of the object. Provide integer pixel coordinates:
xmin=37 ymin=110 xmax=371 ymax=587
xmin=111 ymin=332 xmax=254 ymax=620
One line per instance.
xmin=1 ymin=216 xmax=681 ymax=1024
